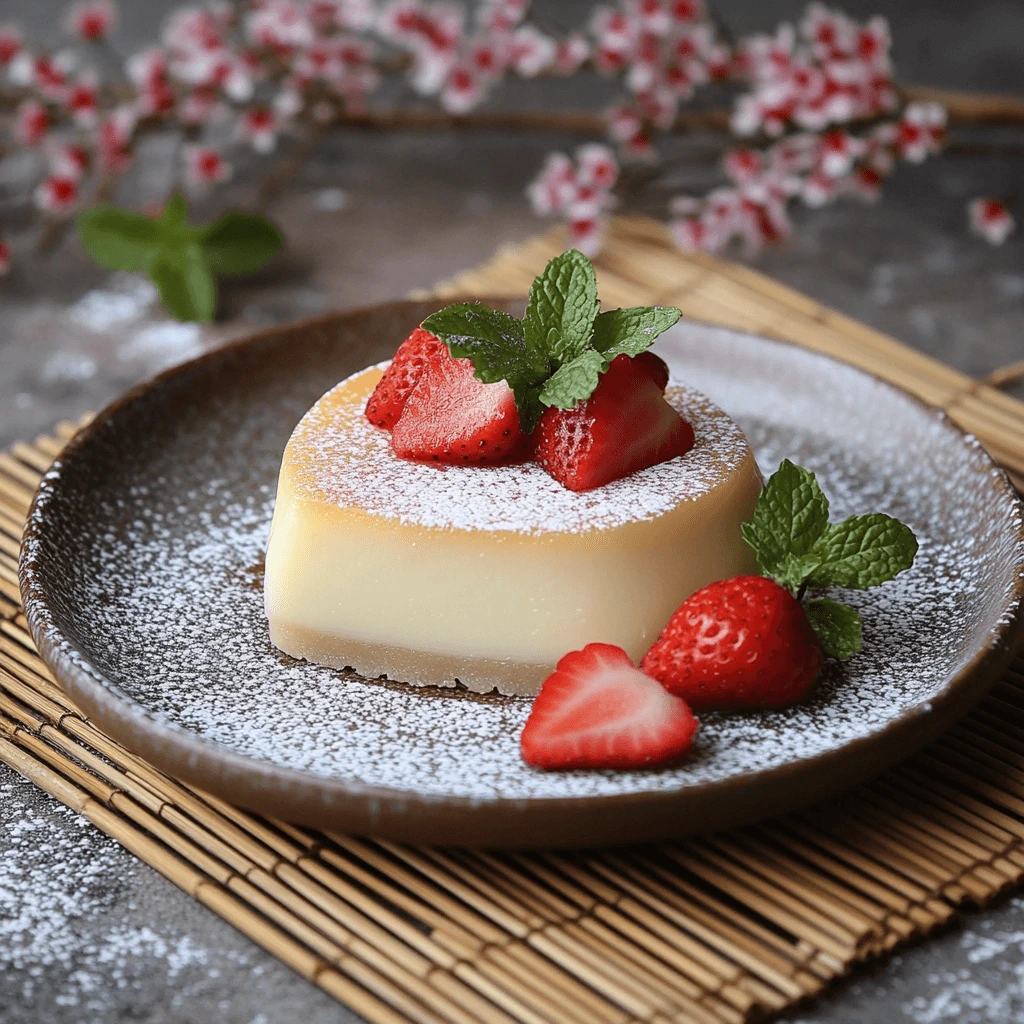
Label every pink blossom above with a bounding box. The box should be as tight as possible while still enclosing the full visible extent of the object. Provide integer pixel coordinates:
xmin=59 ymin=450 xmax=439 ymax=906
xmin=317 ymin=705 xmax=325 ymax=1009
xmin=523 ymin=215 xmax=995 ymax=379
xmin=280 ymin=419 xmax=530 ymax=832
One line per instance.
xmin=34 ymin=174 xmax=79 ymax=214
xmin=0 ymin=24 xmax=22 ymax=63
xmin=240 ymin=107 xmax=277 ymax=153
xmin=97 ymin=106 xmax=135 ymax=174
xmin=11 ymin=52 xmax=74 ymax=101
xmin=0 ymin=240 xmax=10 ymax=276
xmin=553 ymin=34 xmax=590 ymax=74
xmin=723 ymin=147 xmax=762 ymax=185
xmin=568 ymin=217 xmax=605 ymax=256
xmin=184 ymin=145 xmax=232 ymax=187
xmin=896 ymin=101 xmax=946 ymax=163
xmin=15 ymin=99 xmax=49 ymax=146
xmin=66 ymin=1 xmax=116 ymax=42
xmin=801 ymin=169 xmax=838 ymax=207
xmin=66 ymin=73 xmax=100 ymax=127
xmin=273 ymin=81 xmax=305 ymax=120
xmin=817 ymin=128 xmax=863 ymax=177
xmin=526 ymin=152 xmax=577 ymax=215
xmin=178 ymin=85 xmax=227 ymax=125
xmin=577 ymin=143 xmax=619 ymax=190
xmin=511 ymin=26 xmax=555 ymax=77
xmin=309 ymin=0 xmax=375 ymax=32
xmin=672 ymin=215 xmax=717 ymax=251
xmin=441 ymin=64 xmax=482 ymax=113
xmin=634 ymin=0 xmax=671 ymax=36
xmin=49 ymin=143 xmax=90 ymax=179
xmin=968 ymin=198 xmax=1015 ymax=246
xmin=669 ymin=0 xmax=703 ymax=22
xmin=245 ymin=0 xmax=314 ymax=50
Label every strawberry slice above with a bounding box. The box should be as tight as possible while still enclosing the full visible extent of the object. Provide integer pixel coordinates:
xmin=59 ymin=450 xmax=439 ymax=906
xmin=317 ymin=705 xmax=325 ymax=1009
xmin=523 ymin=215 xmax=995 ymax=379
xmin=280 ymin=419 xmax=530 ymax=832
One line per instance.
xmin=365 ymin=326 xmax=448 ymax=430
xmin=391 ymin=352 xmax=526 ymax=464
xmin=533 ymin=353 xmax=694 ymax=492
xmin=521 ymin=643 xmax=698 ymax=770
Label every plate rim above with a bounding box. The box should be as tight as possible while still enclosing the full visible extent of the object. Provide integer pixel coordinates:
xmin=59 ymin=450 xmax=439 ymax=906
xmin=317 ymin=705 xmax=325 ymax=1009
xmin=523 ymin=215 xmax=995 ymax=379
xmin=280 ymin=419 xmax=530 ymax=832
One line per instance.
xmin=18 ymin=298 xmax=1024 ymax=846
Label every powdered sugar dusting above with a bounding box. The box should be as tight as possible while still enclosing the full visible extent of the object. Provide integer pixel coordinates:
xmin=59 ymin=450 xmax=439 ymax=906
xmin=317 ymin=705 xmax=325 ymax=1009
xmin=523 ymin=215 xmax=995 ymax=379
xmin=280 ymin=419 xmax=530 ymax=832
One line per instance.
xmin=21 ymin=325 xmax=1024 ymax=807
xmin=286 ymin=367 xmax=749 ymax=534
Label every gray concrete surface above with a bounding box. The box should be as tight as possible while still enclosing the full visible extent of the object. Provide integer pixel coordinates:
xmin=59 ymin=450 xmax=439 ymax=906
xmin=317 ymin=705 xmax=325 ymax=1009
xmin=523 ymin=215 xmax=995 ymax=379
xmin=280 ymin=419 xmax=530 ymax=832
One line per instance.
xmin=2 ymin=2 xmax=1024 ymax=1022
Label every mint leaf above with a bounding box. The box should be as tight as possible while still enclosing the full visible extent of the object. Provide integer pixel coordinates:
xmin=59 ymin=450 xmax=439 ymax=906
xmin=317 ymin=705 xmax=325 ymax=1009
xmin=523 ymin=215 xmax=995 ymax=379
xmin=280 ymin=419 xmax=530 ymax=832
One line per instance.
xmin=200 ymin=210 xmax=284 ymax=275
xmin=523 ymin=248 xmax=599 ymax=365
xmin=77 ymin=206 xmax=162 ymax=271
xmin=539 ymin=349 xmax=606 ymax=409
xmin=805 ymin=598 xmax=862 ymax=659
xmin=592 ymin=306 xmax=681 ymax=360
xmin=147 ymin=245 xmax=216 ymax=323
xmin=740 ymin=459 xmax=830 ymax=588
xmin=422 ymin=304 xmax=547 ymax=386
xmin=511 ymin=384 xmax=546 ymax=435
xmin=806 ymin=513 xmax=918 ymax=590
xmin=160 ymin=193 xmax=189 ymax=231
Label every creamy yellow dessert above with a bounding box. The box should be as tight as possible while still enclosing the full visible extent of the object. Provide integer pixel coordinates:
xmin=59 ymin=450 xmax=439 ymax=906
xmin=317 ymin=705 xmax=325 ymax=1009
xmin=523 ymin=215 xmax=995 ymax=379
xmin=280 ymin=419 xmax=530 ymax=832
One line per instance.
xmin=265 ymin=364 xmax=762 ymax=696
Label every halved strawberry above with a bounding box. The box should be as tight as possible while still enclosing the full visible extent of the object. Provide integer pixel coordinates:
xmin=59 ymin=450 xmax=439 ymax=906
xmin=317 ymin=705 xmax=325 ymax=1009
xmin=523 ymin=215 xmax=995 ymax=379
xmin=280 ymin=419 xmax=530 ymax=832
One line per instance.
xmin=391 ymin=353 xmax=526 ymax=464
xmin=532 ymin=353 xmax=694 ymax=492
xmin=521 ymin=643 xmax=698 ymax=770
xmin=641 ymin=576 xmax=823 ymax=710
xmin=365 ymin=326 xmax=448 ymax=430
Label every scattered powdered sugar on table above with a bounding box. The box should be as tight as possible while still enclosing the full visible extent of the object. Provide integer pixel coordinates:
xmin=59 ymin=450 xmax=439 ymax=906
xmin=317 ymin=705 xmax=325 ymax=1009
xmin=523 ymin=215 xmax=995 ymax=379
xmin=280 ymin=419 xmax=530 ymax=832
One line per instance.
xmin=286 ymin=371 xmax=749 ymax=533
xmin=0 ymin=771 xmax=252 ymax=1018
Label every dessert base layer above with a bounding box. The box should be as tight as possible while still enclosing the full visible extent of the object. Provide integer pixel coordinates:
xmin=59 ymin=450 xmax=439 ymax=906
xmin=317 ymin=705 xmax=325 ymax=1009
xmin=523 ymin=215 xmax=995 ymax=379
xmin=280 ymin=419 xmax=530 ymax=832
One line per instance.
xmin=270 ymin=621 xmax=551 ymax=696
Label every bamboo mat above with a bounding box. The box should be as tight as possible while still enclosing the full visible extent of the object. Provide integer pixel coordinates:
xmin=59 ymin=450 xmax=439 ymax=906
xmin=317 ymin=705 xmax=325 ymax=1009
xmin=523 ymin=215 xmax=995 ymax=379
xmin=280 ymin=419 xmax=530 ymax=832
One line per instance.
xmin=2 ymin=217 xmax=1024 ymax=1024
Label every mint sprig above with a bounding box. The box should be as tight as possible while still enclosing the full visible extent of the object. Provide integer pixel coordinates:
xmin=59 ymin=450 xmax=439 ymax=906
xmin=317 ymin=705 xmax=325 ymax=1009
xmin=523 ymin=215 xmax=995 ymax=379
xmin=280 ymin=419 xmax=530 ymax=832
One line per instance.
xmin=421 ymin=249 xmax=681 ymax=433
xmin=77 ymin=195 xmax=284 ymax=323
xmin=741 ymin=459 xmax=918 ymax=659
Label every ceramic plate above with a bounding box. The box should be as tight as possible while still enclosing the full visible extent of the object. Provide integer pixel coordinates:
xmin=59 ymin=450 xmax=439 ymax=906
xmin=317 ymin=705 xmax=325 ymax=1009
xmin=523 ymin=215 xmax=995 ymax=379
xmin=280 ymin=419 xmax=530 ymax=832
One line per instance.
xmin=20 ymin=300 xmax=1024 ymax=847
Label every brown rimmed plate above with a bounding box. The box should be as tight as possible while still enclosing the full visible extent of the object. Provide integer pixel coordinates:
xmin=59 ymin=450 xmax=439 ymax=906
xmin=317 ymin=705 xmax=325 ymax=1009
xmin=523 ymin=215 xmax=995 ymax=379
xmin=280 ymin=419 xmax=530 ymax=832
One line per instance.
xmin=19 ymin=300 xmax=1024 ymax=848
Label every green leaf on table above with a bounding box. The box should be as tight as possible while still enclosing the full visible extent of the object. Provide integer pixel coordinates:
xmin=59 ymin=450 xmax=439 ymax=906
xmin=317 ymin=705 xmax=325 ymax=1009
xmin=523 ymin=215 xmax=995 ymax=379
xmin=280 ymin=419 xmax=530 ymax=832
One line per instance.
xmin=740 ymin=459 xmax=831 ymax=590
xmin=77 ymin=206 xmax=162 ymax=272
xmin=523 ymin=248 xmax=600 ymax=365
xmin=539 ymin=348 xmax=607 ymax=409
xmin=806 ymin=513 xmax=918 ymax=590
xmin=591 ymin=306 xmax=681 ymax=360
xmin=805 ymin=598 xmax=863 ymax=659
xmin=147 ymin=245 xmax=217 ymax=323
xmin=199 ymin=210 xmax=285 ymax=275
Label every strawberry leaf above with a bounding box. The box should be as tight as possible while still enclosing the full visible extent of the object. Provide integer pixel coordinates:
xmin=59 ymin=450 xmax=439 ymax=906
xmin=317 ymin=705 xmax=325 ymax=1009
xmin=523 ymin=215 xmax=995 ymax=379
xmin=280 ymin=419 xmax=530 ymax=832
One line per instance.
xmin=806 ymin=514 xmax=918 ymax=590
xmin=523 ymin=248 xmax=599 ymax=365
xmin=805 ymin=598 xmax=862 ymax=659
xmin=539 ymin=348 xmax=606 ymax=409
xmin=592 ymin=306 xmax=681 ymax=360
xmin=740 ymin=460 xmax=830 ymax=588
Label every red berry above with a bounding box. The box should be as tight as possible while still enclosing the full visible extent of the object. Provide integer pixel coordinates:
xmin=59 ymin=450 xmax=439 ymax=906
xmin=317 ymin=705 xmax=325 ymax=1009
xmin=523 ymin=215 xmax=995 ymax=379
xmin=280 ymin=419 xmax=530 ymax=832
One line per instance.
xmin=521 ymin=643 xmax=699 ymax=770
xmin=391 ymin=352 xmax=526 ymax=465
xmin=634 ymin=350 xmax=670 ymax=391
xmin=365 ymin=326 xmax=448 ymax=430
xmin=533 ymin=353 xmax=694 ymax=492
xmin=641 ymin=576 xmax=823 ymax=710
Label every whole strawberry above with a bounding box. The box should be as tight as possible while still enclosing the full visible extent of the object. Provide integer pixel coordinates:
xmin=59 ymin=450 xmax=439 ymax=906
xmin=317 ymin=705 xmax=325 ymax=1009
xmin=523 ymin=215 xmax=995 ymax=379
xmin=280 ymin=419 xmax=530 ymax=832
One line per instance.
xmin=641 ymin=575 xmax=822 ymax=710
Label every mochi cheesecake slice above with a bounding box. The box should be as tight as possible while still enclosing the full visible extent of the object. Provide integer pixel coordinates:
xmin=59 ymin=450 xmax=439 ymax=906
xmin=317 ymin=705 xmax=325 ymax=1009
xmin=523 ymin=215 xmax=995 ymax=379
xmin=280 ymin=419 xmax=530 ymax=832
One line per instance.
xmin=264 ymin=363 xmax=762 ymax=696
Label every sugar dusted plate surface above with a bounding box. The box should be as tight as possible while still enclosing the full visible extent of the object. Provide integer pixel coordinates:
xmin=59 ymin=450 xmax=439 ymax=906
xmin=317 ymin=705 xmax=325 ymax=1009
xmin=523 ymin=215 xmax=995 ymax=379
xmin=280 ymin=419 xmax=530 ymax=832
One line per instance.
xmin=20 ymin=301 xmax=1024 ymax=847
